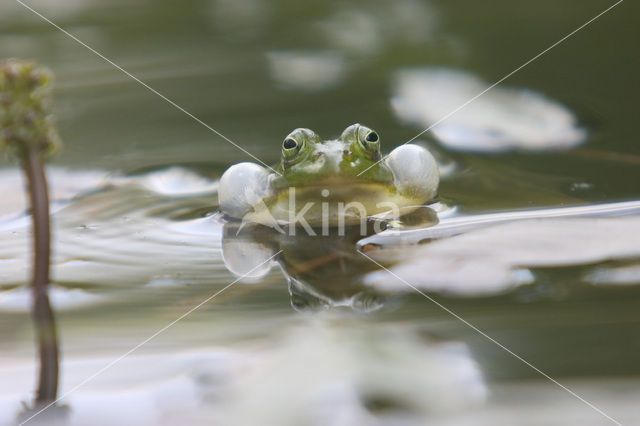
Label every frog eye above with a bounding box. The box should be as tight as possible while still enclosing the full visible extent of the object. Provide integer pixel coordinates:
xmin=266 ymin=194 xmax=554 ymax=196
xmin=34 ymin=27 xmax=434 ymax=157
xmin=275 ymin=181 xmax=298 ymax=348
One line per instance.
xmin=357 ymin=126 xmax=380 ymax=153
xmin=282 ymin=134 xmax=304 ymax=161
xmin=365 ymin=131 xmax=378 ymax=143
xmin=282 ymin=128 xmax=318 ymax=165
xmin=283 ymin=138 xmax=298 ymax=150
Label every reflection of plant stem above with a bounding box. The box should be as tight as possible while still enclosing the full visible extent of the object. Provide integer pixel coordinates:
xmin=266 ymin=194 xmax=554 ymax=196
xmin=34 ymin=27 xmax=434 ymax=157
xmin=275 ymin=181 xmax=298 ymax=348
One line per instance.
xmin=22 ymin=146 xmax=59 ymax=403
xmin=1 ymin=58 xmax=62 ymax=405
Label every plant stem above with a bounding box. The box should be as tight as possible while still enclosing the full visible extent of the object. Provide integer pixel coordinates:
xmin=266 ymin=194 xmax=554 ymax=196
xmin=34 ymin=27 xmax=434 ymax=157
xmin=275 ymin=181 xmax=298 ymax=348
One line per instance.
xmin=22 ymin=146 xmax=59 ymax=403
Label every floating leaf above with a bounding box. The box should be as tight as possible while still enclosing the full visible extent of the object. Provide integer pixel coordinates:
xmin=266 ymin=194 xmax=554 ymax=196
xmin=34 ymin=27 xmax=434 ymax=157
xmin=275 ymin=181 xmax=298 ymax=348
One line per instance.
xmin=391 ymin=68 xmax=586 ymax=152
xmin=364 ymin=216 xmax=640 ymax=296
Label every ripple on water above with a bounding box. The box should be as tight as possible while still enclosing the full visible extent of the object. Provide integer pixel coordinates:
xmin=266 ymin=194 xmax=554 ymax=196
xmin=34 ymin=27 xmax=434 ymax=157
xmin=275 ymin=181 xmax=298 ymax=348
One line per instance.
xmin=0 ymin=166 xmax=225 ymax=301
xmin=0 ymin=285 xmax=104 ymax=312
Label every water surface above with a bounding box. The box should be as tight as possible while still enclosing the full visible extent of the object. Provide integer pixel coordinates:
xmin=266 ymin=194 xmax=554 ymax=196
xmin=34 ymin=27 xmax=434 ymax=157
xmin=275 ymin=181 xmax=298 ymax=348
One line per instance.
xmin=1 ymin=1 xmax=639 ymax=425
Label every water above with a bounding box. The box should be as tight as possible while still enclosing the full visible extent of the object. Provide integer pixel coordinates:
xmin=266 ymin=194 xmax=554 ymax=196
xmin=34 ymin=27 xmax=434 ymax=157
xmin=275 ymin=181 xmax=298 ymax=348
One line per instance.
xmin=1 ymin=0 xmax=639 ymax=424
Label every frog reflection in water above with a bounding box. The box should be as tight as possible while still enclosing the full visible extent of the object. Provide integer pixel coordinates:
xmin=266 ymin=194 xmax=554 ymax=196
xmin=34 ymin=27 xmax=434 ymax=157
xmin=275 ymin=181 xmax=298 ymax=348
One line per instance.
xmin=219 ymin=124 xmax=440 ymax=228
xmin=221 ymin=220 xmax=396 ymax=311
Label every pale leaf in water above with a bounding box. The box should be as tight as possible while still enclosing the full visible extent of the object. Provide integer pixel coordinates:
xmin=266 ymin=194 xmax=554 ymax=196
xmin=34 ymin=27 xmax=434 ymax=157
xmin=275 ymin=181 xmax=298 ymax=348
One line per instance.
xmin=113 ymin=166 xmax=218 ymax=196
xmin=585 ymin=263 xmax=640 ymax=286
xmin=364 ymin=216 xmax=640 ymax=296
xmin=266 ymin=50 xmax=347 ymax=92
xmin=317 ymin=0 xmax=439 ymax=57
xmin=391 ymin=68 xmax=586 ymax=152
xmin=216 ymin=323 xmax=486 ymax=425
xmin=0 ymin=323 xmax=485 ymax=426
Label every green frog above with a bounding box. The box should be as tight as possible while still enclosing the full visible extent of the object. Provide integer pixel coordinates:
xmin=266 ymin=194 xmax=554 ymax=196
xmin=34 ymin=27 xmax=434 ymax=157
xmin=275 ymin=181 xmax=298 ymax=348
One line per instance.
xmin=218 ymin=124 xmax=439 ymax=227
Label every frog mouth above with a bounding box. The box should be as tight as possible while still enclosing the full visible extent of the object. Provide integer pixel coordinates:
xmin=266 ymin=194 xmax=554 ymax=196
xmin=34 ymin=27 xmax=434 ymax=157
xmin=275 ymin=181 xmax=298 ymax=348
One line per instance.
xmin=247 ymin=181 xmax=422 ymax=226
xmin=264 ymin=181 xmax=403 ymax=223
xmin=273 ymin=181 xmax=396 ymax=205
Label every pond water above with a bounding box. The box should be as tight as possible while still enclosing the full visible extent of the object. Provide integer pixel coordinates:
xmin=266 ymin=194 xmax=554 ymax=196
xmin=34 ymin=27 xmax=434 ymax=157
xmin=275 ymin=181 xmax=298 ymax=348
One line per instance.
xmin=1 ymin=0 xmax=639 ymax=425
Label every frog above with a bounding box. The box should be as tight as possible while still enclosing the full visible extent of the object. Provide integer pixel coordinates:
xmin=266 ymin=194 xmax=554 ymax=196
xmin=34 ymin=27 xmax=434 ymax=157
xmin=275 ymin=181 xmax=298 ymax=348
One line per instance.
xmin=218 ymin=124 xmax=439 ymax=228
